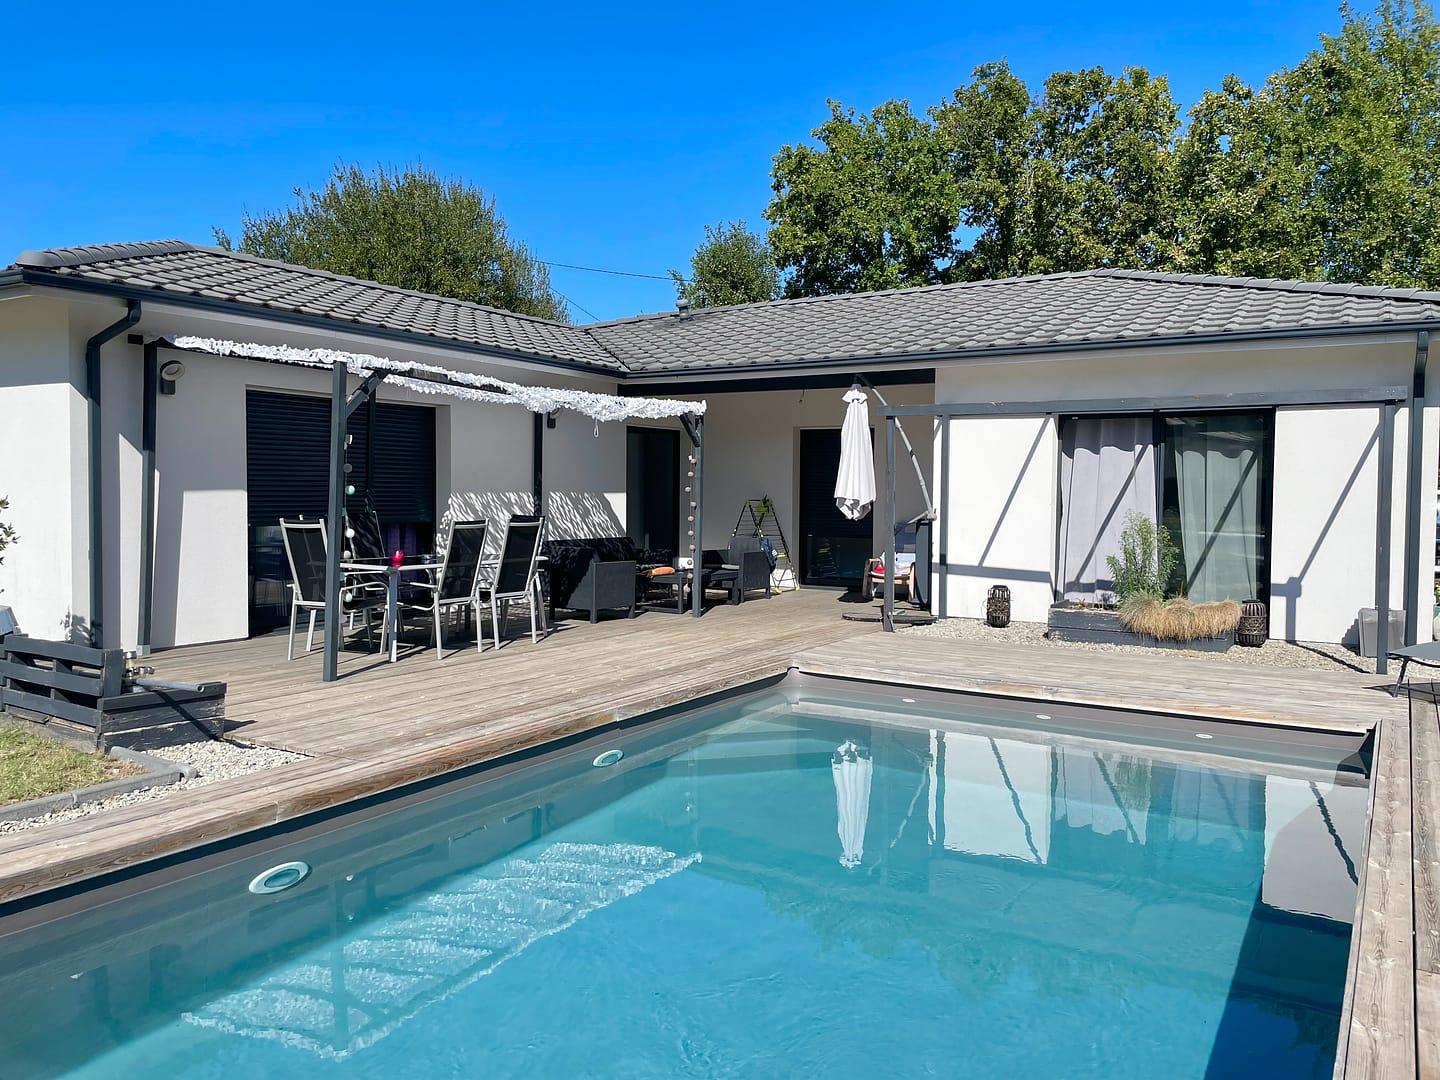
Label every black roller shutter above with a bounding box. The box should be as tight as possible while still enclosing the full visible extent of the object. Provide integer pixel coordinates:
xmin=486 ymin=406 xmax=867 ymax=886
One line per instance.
xmin=246 ymin=390 xmax=436 ymax=631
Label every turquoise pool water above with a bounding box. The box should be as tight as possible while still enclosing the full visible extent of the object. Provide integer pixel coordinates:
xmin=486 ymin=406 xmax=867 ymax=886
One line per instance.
xmin=0 ymin=678 xmax=1368 ymax=1079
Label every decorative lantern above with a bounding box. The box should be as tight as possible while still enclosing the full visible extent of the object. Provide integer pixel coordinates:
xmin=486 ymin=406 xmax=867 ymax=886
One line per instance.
xmin=1237 ymin=598 xmax=1268 ymax=647
xmin=986 ymin=585 xmax=1011 ymax=628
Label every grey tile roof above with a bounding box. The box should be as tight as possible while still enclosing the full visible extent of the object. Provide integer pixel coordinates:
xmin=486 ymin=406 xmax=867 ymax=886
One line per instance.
xmin=10 ymin=242 xmax=1440 ymax=378
xmin=10 ymin=241 xmax=621 ymax=371
xmin=590 ymin=269 xmax=1440 ymax=374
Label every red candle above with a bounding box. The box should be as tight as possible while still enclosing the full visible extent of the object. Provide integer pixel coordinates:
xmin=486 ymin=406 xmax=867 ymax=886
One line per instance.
xmin=391 ymin=549 xmax=405 ymax=568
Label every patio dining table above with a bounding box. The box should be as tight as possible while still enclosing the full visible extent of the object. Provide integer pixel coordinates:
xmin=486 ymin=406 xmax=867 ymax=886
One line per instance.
xmin=341 ymin=557 xmax=444 ymax=663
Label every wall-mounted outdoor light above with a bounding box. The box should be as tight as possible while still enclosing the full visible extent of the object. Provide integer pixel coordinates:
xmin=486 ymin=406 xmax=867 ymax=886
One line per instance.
xmin=158 ymin=359 xmax=186 ymax=396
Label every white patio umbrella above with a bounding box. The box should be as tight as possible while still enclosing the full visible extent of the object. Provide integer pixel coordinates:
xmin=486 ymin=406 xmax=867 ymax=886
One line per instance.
xmin=833 ymin=739 xmax=874 ymax=869
xmin=834 ymin=386 xmax=876 ymax=521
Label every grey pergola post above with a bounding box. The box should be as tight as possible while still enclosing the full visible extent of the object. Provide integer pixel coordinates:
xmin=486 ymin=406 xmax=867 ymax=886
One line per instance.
xmin=677 ymin=412 xmax=706 ymax=617
xmin=1376 ymin=401 xmax=1396 ymax=676
xmin=1404 ymin=330 xmax=1429 ymax=646
xmin=883 ymin=417 xmax=897 ymax=633
xmin=323 ymin=362 xmax=388 ymax=682
xmin=323 ymin=361 xmax=350 ymax=683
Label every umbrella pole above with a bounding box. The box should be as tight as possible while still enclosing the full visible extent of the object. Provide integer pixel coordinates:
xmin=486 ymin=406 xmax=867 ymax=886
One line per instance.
xmin=860 ymin=377 xmax=933 ymax=518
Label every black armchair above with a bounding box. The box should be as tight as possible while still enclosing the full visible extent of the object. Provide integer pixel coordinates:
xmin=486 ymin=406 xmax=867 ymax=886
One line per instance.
xmin=702 ymin=539 xmax=773 ymax=605
xmin=544 ymin=538 xmax=641 ymax=623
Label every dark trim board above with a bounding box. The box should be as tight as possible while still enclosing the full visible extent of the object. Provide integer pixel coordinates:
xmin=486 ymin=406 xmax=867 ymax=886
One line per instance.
xmin=621 ymin=368 xmax=936 ymax=396
xmin=878 ymin=386 xmax=1409 ymax=418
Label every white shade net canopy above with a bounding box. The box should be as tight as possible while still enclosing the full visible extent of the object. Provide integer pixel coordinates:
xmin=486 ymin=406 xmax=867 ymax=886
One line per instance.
xmin=834 ymin=386 xmax=876 ymax=521
xmin=171 ymin=337 xmax=706 ymax=422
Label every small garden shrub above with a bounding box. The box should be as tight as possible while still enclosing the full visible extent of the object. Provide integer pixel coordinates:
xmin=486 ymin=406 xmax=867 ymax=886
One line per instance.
xmin=1104 ymin=511 xmax=1177 ymax=604
xmin=1117 ymin=596 xmax=1242 ymax=640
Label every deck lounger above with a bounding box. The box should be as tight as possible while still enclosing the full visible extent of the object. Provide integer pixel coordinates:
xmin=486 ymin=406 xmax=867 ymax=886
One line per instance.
xmin=1389 ymin=641 xmax=1440 ymax=696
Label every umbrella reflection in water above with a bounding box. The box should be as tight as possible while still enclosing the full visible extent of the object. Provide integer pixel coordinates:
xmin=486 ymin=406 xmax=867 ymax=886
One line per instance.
xmin=833 ymin=739 xmax=873 ymax=869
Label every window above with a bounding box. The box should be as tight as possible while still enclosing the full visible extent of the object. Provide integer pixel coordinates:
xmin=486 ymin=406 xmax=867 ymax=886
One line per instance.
xmin=1057 ymin=411 xmax=1273 ymax=605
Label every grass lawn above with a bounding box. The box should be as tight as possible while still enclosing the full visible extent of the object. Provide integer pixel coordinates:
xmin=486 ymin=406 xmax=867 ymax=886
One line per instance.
xmin=0 ymin=723 xmax=143 ymax=806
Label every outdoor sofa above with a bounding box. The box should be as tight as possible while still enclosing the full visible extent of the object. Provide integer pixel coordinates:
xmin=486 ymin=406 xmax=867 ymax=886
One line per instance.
xmin=543 ymin=537 xmax=654 ymax=623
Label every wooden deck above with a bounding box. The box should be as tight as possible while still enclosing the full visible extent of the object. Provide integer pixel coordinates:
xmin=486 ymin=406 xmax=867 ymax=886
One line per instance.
xmin=0 ymin=599 xmax=1435 ymax=1076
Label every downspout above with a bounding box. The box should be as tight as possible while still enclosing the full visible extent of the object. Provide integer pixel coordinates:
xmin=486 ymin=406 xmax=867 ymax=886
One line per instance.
xmin=1404 ymin=330 xmax=1429 ymax=645
xmin=137 ymin=341 xmax=158 ymax=656
xmin=85 ymin=300 xmax=142 ymax=646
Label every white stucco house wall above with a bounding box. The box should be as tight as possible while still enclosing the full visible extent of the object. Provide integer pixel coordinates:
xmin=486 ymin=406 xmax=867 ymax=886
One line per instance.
xmin=1 ymin=240 xmax=1436 ymax=653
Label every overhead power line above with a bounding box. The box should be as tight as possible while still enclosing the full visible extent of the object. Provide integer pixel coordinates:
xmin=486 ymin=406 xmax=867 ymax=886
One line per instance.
xmin=552 ymin=289 xmax=600 ymax=323
xmin=540 ymin=259 xmax=689 ymax=284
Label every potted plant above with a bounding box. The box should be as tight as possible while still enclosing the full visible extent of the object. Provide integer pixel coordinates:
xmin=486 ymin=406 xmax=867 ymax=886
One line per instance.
xmin=1047 ymin=511 xmax=1241 ymax=651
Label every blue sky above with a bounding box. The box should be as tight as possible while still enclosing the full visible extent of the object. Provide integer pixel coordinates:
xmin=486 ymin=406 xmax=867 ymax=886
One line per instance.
xmin=2 ymin=1 xmax=1342 ymax=322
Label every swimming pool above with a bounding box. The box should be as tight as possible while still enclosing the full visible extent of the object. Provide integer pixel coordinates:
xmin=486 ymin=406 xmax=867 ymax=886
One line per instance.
xmin=0 ymin=674 xmax=1370 ymax=1079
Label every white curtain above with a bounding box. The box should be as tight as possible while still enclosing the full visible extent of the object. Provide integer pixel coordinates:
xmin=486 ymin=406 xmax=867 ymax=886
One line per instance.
xmin=1172 ymin=417 xmax=1262 ymax=602
xmin=1058 ymin=418 xmax=1157 ymax=602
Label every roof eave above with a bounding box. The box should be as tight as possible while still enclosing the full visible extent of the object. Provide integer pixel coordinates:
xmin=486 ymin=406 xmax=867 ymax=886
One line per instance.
xmin=619 ymin=320 xmax=1440 ymax=382
xmin=14 ymin=269 xmax=627 ymax=379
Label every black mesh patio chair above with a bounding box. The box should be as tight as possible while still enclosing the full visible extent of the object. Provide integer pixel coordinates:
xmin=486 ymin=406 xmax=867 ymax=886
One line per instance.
xmin=476 ymin=516 xmax=547 ymax=651
xmin=342 ymin=498 xmax=390 ymax=605
xmin=344 ymin=498 xmax=386 ymax=562
xmin=280 ymin=518 xmax=387 ymax=661
xmin=401 ymin=519 xmax=488 ymax=660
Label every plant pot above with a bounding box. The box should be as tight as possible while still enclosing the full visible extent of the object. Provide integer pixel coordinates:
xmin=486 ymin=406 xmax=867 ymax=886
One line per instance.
xmin=1046 ymin=603 xmax=1234 ymax=652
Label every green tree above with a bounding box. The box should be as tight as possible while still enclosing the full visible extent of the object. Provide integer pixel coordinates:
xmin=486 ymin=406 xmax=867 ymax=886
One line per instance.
xmin=1029 ymin=66 xmax=1181 ymax=273
xmin=669 ymin=221 xmax=780 ymax=307
xmin=1176 ymin=1 xmax=1440 ymax=286
xmin=931 ymin=62 xmax=1034 ymax=280
xmin=933 ymin=63 xmax=1181 ymax=278
xmin=766 ymin=100 xmax=962 ymax=296
xmin=215 ymin=163 xmax=568 ymax=320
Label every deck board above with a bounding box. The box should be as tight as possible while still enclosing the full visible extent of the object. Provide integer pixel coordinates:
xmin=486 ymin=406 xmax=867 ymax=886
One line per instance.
xmin=1337 ymin=705 xmax=1416 ymax=1080
xmin=796 ymin=635 xmax=1402 ymax=732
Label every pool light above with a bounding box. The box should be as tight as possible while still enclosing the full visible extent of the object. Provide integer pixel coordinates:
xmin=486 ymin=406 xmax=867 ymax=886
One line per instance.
xmin=592 ymin=749 xmax=624 ymax=768
xmin=1195 ymin=733 xmax=1215 ymax=740
xmin=248 ymin=861 xmax=312 ymax=895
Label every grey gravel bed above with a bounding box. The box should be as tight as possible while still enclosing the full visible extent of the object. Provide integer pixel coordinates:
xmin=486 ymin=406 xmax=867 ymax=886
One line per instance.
xmin=898 ymin=617 xmax=1371 ymax=672
xmin=0 ymin=739 xmax=306 ymax=835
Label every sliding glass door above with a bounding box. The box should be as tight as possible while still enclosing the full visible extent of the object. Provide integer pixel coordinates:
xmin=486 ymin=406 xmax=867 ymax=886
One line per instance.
xmin=1160 ymin=413 xmax=1272 ymax=604
xmin=1058 ymin=411 xmax=1273 ymax=605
